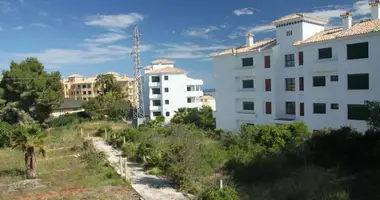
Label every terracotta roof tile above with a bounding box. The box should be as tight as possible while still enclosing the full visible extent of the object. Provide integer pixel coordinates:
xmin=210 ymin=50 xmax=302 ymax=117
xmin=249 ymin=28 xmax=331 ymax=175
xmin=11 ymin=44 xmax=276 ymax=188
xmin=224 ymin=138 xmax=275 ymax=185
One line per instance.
xmin=211 ymin=38 xmax=276 ymax=57
xmin=295 ymin=18 xmax=380 ymax=46
xmin=273 ymin=13 xmax=329 ymax=25
xmin=151 ymin=59 xmax=175 ymax=65
xmin=146 ymin=67 xmax=187 ymax=74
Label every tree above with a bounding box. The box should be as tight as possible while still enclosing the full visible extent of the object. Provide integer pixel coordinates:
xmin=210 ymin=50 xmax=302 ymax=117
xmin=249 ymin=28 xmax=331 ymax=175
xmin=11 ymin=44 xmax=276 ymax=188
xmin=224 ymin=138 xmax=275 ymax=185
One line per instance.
xmin=171 ymin=106 xmax=216 ymax=130
xmin=365 ymin=100 xmax=380 ymax=131
xmin=95 ymin=74 xmax=123 ymax=96
xmin=0 ymin=58 xmax=64 ymax=124
xmin=11 ymin=124 xmax=46 ymax=179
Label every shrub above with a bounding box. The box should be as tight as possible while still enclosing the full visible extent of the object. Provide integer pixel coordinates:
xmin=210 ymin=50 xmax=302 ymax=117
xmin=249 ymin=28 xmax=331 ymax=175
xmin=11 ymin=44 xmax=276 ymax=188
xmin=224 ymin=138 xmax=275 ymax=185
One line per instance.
xmin=0 ymin=122 xmax=12 ymax=148
xmin=200 ymin=186 xmax=239 ymax=200
xmin=80 ymin=149 xmax=106 ymax=168
xmin=95 ymin=125 xmax=113 ymax=137
xmin=122 ymin=142 xmax=139 ymax=160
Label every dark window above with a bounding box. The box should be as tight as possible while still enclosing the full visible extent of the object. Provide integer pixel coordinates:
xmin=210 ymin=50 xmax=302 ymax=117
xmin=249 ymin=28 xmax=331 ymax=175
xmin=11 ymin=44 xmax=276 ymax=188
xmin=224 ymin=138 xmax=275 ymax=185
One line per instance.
xmin=313 ymin=76 xmax=326 ymax=87
xmin=300 ymin=103 xmax=304 ymax=116
xmin=187 ymin=98 xmax=192 ymax=103
xmin=242 ymin=57 xmax=254 ymax=67
xmin=264 ymin=56 xmax=271 ymax=68
xmin=83 ymin=84 xmax=86 ymax=89
xmin=299 ymin=77 xmax=304 ymax=91
xmin=286 ymin=102 xmax=296 ymax=115
xmin=285 ymin=54 xmax=295 ymax=67
xmin=151 ymin=76 xmax=160 ymax=82
xmin=313 ymin=103 xmax=326 ymax=114
xmin=187 ymin=86 xmax=191 ymax=91
xmin=165 ymin=112 xmax=170 ymax=117
xmin=152 ymin=100 xmax=161 ymax=106
xmin=347 ymin=73 xmax=369 ymax=90
xmin=285 ymin=78 xmax=296 ymax=91
xmin=88 ymin=91 xmax=92 ymax=95
xmin=153 ymin=112 xmax=161 ymax=117
xmin=242 ymin=80 xmax=254 ymax=89
xmin=347 ymin=42 xmax=369 ymax=60
xmin=164 ymin=76 xmax=169 ymax=80
xmin=165 ymin=100 xmax=169 ymax=105
xmin=331 ymin=103 xmax=339 ymax=110
xmin=87 ymin=84 xmax=91 ymax=88
xmin=152 ymin=88 xmax=161 ymax=94
xmin=286 ymin=30 xmax=292 ymax=36
xmin=83 ymin=91 xmax=86 ymax=95
xmin=164 ymin=88 xmax=169 ymax=92
xmin=265 ymin=79 xmax=271 ymax=91
xmin=298 ymin=51 xmax=304 ymax=65
xmin=318 ymin=48 xmax=332 ymax=59
xmin=348 ymin=104 xmax=369 ymax=120
xmin=243 ymin=102 xmax=254 ymax=111
xmin=265 ymin=102 xmax=272 ymax=114
xmin=331 ymin=75 xmax=338 ymax=82
xmin=83 ymin=98 xmax=87 ymax=100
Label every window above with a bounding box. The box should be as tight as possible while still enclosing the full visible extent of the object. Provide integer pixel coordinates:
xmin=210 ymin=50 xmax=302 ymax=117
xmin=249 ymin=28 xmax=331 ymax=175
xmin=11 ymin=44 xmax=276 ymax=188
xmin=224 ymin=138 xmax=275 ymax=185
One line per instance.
xmin=152 ymin=88 xmax=161 ymax=94
xmin=347 ymin=42 xmax=369 ymax=60
xmin=83 ymin=91 xmax=87 ymax=95
xmin=300 ymin=103 xmax=305 ymax=116
xmin=285 ymin=54 xmax=295 ymax=67
xmin=265 ymin=79 xmax=271 ymax=92
xmin=265 ymin=102 xmax=272 ymax=114
xmin=299 ymin=77 xmax=304 ymax=91
xmin=286 ymin=30 xmax=292 ymax=36
xmin=151 ymin=76 xmax=160 ymax=82
xmin=164 ymin=76 xmax=168 ymax=80
xmin=76 ymin=91 xmax=79 ymax=94
xmin=83 ymin=98 xmax=87 ymax=100
xmin=285 ymin=78 xmax=296 ymax=91
xmin=165 ymin=112 xmax=170 ymax=117
xmin=347 ymin=73 xmax=369 ymax=90
xmin=313 ymin=76 xmax=326 ymax=87
xmin=313 ymin=103 xmax=326 ymax=114
xmin=165 ymin=100 xmax=169 ymax=105
xmin=331 ymin=103 xmax=339 ymax=110
xmin=286 ymin=102 xmax=296 ymax=115
xmin=264 ymin=56 xmax=270 ymax=68
xmin=164 ymin=88 xmax=169 ymax=93
xmin=348 ymin=104 xmax=369 ymax=120
xmin=187 ymin=98 xmax=192 ymax=103
xmin=330 ymin=75 xmax=338 ymax=82
xmin=242 ymin=57 xmax=254 ymax=67
xmin=187 ymin=86 xmax=191 ymax=91
xmin=152 ymin=100 xmax=161 ymax=106
xmin=298 ymin=51 xmax=304 ymax=65
xmin=318 ymin=48 xmax=332 ymax=59
xmin=242 ymin=102 xmax=254 ymax=111
xmin=88 ymin=91 xmax=92 ymax=95
xmin=242 ymin=80 xmax=254 ymax=89
xmin=153 ymin=112 xmax=162 ymax=117
xmin=83 ymin=84 xmax=86 ymax=89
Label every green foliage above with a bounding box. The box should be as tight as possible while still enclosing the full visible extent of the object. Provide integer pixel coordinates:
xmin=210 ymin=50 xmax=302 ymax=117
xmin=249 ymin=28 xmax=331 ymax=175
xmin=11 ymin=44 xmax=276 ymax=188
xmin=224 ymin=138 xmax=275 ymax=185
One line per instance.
xmin=0 ymin=122 xmax=13 ymax=147
xmin=200 ymin=186 xmax=239 ymax=200
xmin=0 ymin=58 xmax=64 ymax=124
xmin=95 ymin=125 xmax=113 ymax=137
xmin=171 ymin=106 xmax=216 ymax=130
xmin=95 ymin=74 xmax=123 ymax=96
xmin=365 ymin=100 xmax=380 ymax=131
xmin=122 ymin=142 xmax=139 ymax=159
xmin=46 ymin=112 xmax=89 ymax=127
xmin=80 ymin=148 xmax=107 ymax=169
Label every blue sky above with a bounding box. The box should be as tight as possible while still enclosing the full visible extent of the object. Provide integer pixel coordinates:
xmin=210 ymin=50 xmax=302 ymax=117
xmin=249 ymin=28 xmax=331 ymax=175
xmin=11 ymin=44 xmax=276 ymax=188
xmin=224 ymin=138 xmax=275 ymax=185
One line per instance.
xmin=0 ymin=0 xmax=373 ymax=88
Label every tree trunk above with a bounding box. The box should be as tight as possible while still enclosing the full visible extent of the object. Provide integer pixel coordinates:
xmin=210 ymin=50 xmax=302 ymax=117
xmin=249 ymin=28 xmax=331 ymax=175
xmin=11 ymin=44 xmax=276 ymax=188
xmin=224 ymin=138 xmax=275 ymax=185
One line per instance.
xmin=25 ymin=146 xmax=37 ymax=179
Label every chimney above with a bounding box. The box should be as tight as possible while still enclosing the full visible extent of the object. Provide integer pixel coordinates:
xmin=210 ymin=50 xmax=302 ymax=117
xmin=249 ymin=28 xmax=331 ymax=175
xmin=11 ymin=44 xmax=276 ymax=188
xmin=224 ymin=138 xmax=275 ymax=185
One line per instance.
xmin=246 ymin=33 xmax=254 ymax=47
xmin=340 ymin=12 xmax=353 ymax=30
xmin=370 ymin=0 xmax=380 ymax=19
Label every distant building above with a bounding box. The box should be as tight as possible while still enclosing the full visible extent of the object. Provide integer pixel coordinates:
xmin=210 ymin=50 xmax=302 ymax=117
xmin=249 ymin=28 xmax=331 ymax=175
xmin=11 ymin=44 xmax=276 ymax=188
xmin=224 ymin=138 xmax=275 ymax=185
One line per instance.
xmin=61 ymin=72 xmax=137 ymax=107
xmin=200 ymin=94 xmax=216 ymax=111
xmin=212 ymin=1 xmax=380 ymax=132
xmin=52 ymin=98 xmax=84 ymax=117
xmin=143 ymin=59 xmax=204 ymax=123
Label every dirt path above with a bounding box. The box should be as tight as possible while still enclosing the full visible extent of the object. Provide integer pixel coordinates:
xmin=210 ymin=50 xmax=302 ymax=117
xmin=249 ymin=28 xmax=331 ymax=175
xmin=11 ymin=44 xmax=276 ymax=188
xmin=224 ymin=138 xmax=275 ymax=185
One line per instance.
xmin=92 ymin=137 xmax=189 ymax=200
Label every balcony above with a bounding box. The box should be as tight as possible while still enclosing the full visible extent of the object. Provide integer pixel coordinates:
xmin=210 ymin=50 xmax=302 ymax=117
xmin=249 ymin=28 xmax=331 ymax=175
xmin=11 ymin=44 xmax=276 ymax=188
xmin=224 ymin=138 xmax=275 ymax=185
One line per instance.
xmin=312 ymin=56 xmax=338 ymax=73
xmin=187 ymin=102 xmax=202 ymax=108
xmin=186 ymin=90 xmax=203 ymax=97
xmin=149 ymin=105 xmax=161 ymax=111
xmin=236 ymin=111 xmax=257 ymax=121
xmin=274 ymin=115 xmax=296 ymax=125
xmin=235 ymin=66 xmax=256 ymax=77
xmin=236 ymin=89 xmax=256 ymax=99
xmin=149 ymin=82 xmax=161 ymax=87
xmin=150 ymin=94 xmax=162 ymax=99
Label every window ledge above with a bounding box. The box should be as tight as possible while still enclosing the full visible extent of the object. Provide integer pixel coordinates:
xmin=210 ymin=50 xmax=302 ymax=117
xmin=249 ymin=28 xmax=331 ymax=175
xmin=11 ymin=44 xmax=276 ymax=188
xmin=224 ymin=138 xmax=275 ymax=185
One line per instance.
xmin=315 ymin=56 xmax=338 ymax=63
xmin=236 ymin=66 xmax=256 ymax=70
xmin=237 ymin=89 xmax=256 ymax=92
xmin=237 ymin=110 xmax=255 ymax=114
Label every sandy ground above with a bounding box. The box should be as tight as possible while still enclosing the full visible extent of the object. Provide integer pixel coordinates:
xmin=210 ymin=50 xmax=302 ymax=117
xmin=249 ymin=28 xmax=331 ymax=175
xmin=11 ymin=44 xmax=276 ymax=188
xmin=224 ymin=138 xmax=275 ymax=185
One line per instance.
xmin=92 ymin=137 xmax=189 ymax=200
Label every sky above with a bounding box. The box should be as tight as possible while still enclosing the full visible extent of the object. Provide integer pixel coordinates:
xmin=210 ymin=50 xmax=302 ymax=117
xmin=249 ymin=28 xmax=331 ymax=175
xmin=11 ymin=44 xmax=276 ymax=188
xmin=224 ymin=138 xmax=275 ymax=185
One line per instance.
xmin=0 ymin=0 xmax=374 ymax=88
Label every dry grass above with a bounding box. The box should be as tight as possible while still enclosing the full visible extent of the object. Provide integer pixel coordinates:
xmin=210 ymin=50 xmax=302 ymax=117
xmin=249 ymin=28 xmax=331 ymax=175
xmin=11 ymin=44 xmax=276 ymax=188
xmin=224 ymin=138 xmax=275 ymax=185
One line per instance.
xmin=0 ymin=121 xmax=139 ymax=200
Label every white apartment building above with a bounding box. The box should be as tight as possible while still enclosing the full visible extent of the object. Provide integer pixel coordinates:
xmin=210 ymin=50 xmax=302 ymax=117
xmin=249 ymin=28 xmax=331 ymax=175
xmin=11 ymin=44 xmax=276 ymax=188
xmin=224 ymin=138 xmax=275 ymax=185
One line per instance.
xmin=212 ymin=1 xmax=380 ymax=132
xmin=143 ymin=59 xmax=204 ymax=123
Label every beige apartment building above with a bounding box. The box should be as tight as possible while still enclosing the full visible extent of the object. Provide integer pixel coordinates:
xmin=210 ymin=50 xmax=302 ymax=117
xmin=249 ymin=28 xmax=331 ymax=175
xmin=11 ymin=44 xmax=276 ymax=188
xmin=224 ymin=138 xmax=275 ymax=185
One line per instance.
xmin=61 ymin=72 xmax=137 ymax=107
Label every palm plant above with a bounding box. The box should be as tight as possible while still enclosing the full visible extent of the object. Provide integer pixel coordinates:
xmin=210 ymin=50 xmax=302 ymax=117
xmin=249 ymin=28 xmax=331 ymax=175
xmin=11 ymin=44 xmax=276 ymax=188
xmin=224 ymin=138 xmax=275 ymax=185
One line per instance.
xmin=11 ymin=124 xmax=46 ymax=179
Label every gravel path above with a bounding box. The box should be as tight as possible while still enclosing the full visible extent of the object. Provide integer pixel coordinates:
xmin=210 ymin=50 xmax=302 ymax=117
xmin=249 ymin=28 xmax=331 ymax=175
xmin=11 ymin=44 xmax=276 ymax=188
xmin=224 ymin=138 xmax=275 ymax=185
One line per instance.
xmin=92 ymin=137 xmax=189 ymax=200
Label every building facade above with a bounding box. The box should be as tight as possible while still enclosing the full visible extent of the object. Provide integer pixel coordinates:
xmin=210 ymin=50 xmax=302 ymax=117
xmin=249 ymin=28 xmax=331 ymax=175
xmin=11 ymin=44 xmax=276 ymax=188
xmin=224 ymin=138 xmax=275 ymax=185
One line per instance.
xmin=200 ymin=94 xmax=216 ymax=111
xmin=143 ymin=59 xmax=204 ymax=123
xmin=61 ymin=72 xmax=137 ymax=106
xmin=212 ymin=1 xmax=380 ymax=132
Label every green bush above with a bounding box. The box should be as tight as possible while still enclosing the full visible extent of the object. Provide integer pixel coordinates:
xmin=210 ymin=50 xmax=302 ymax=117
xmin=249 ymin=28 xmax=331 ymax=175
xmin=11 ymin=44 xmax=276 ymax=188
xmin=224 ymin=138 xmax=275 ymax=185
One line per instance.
xmin=122 ymin=142 xmax=139 ymax=160
xmin=200 ymin=186 xmax=239 ymax=200
xmin=95 ymin=125 xmax=113 ymax=137
xmin=0 ymin=122 xmax=12 ymax=148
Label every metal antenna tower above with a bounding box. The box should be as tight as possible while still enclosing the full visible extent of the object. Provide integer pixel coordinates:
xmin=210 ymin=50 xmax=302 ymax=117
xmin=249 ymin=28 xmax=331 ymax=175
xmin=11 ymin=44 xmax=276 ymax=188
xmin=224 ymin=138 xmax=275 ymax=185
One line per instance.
xmin=131 ymin=24 xmax=145 ymax=126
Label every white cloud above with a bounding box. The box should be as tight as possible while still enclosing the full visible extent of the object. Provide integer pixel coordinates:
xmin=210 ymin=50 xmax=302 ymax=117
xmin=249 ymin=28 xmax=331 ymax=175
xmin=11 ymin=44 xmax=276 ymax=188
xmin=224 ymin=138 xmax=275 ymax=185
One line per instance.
xmin=306 ymin=9 xmax=347 ymax=19
xmin=155 ymin=43 xmax=230 ymax=59
xmin=233 ymin=8 xmax=255 ymax=16
xmin=39 ymin=12 xmax=48 ymax=16
xmin=85 ymin=33 xmax=129 ymax=44
xmin=31 ymin=23 xmax=48 ymax=28
xmin=13 ymin=26 xmax=23 ymax=30
xmin=85 ymin=13 xmax=143 ymax=29
xmin=228 ymin=24 xmax=275 ymax=39
xmin=182 ymin=26 xmax=219 ymax=39
xmin=352 ymin=0 xmax=371 ymax=16
xmin=0 ymin=1 xmax=12 ymax=14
